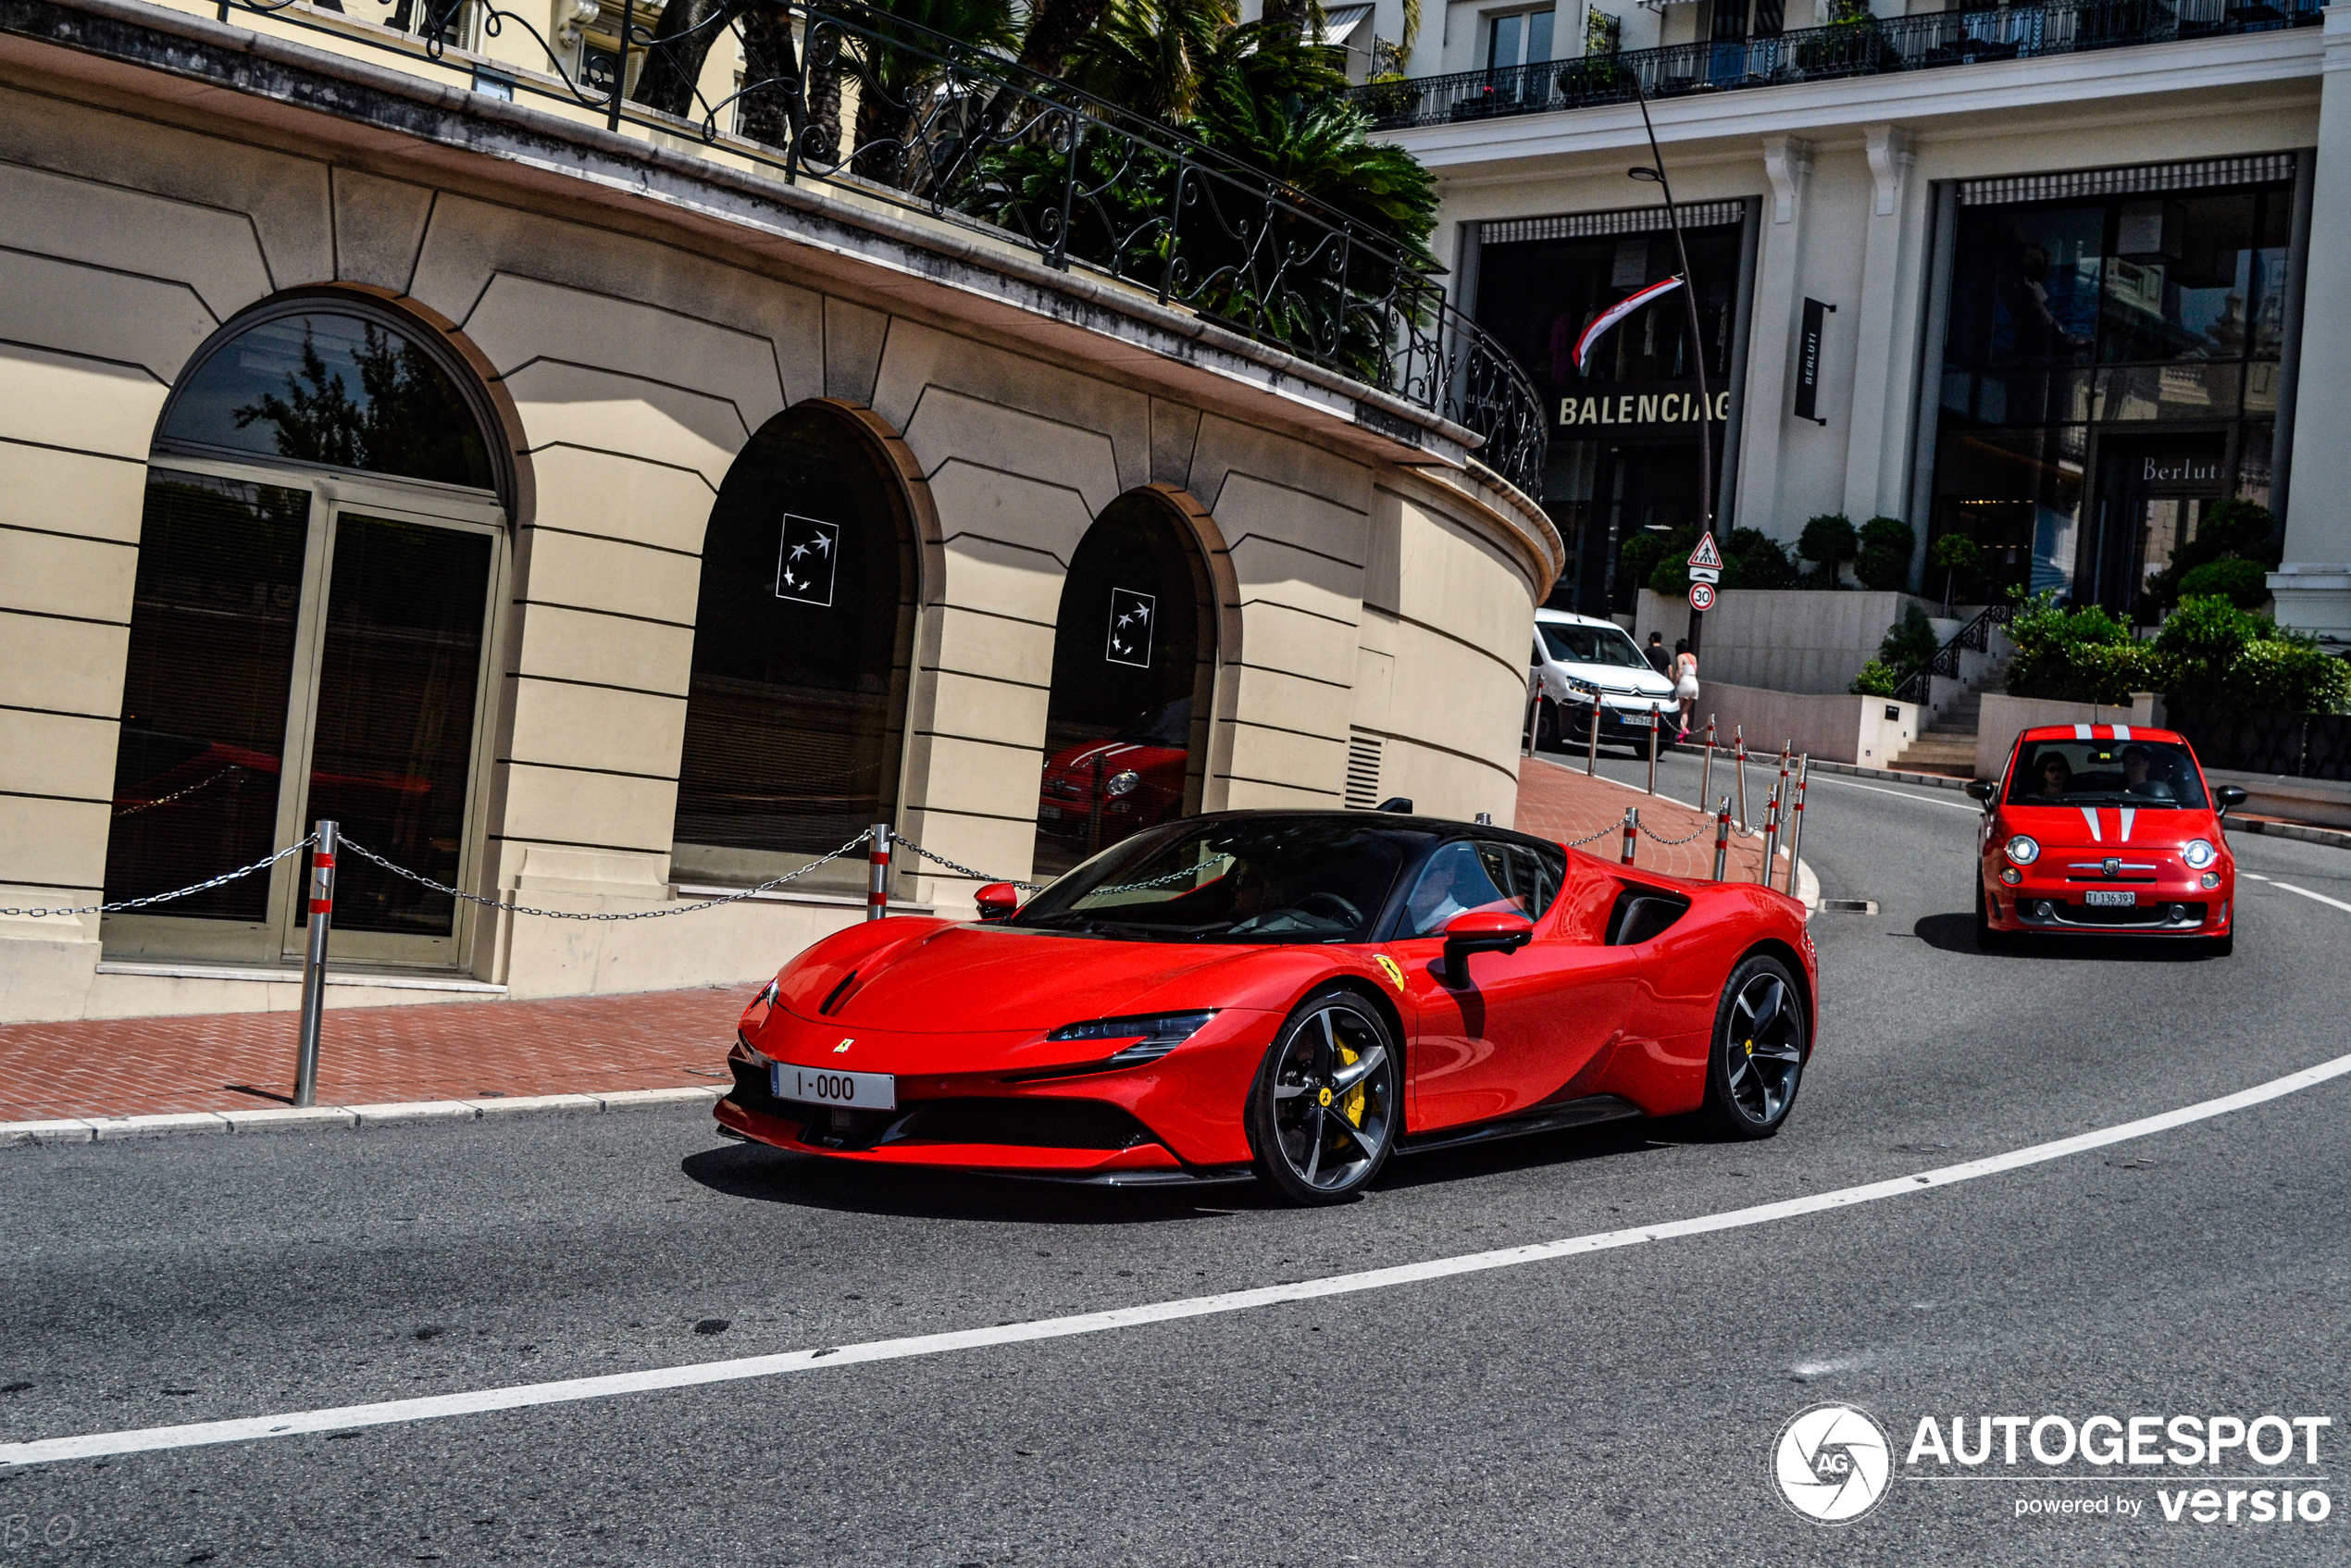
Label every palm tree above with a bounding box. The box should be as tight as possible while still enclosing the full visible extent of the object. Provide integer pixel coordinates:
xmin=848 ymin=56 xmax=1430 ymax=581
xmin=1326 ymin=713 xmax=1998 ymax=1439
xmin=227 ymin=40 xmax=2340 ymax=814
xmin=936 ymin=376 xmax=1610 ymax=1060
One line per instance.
xmin=1067 ymin=0 xmax=1235 ymax=123
xmin=848 ymin=0 xmax=1021 ymax=186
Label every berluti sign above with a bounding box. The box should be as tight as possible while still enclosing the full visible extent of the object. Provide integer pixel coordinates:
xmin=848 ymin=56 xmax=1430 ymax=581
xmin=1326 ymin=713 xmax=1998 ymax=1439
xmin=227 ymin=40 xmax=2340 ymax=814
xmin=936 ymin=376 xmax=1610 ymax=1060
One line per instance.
xmin=1556 ymin=386 xmax=1731 ymax=434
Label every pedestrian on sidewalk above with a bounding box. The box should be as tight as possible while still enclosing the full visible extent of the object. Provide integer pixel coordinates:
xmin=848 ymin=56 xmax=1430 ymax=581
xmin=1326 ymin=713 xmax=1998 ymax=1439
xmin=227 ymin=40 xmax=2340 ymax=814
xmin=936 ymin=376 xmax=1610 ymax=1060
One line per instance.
xmin=1672 ymin=640 xmax=1699 ymax=741
xmin=1645 ymin=631 xmax=1673 ymax=678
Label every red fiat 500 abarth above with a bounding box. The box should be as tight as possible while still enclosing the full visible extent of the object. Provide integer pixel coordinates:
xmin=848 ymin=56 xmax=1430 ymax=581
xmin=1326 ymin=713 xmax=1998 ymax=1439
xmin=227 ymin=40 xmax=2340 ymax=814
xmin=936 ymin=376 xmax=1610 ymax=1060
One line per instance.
xmin=716 ymin=811 xmax=1819 ymax=1205
xmin=1969 ymin=724 xmax=2247 ymax=955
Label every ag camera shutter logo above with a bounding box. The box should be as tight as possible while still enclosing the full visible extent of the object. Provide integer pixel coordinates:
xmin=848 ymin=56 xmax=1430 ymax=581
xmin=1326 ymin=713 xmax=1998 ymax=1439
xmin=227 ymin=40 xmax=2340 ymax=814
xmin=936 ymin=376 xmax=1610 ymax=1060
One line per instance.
xmin=1774 ymin=1403 xmax=1893 ymax=1524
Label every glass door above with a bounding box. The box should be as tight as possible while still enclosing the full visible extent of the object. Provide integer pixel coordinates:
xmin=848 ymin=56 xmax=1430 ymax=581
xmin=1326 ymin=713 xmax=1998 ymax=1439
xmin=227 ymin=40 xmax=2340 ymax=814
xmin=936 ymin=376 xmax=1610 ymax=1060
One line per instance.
xmin=102 ymin=466 xmax=504 ymax=969
xmin=280 ymin=503 xmax=499 ymax=965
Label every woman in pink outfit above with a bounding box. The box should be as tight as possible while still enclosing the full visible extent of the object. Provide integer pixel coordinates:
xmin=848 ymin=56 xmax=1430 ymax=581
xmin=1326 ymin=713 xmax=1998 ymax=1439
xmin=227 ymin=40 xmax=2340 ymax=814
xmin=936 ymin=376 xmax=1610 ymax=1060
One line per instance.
xmin=1672 ymin=640 xmax=1698 ymax=741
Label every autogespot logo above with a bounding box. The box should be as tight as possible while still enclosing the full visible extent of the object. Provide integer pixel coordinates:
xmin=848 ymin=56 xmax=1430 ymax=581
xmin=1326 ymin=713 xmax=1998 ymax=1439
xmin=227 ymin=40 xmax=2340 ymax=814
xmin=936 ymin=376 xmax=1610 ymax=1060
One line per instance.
xmin=1775 ymin=1403 xmax=1894 ymax=1524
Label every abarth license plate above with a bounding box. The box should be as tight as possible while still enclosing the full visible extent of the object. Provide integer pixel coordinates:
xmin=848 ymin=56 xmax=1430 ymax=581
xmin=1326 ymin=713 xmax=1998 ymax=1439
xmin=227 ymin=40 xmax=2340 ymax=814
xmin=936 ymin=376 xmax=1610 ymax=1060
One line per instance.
xmin=2083 ymin=890 xmax=2136 ymax=908
xmin=773 ymin=1064 xmax=897 ymax=1111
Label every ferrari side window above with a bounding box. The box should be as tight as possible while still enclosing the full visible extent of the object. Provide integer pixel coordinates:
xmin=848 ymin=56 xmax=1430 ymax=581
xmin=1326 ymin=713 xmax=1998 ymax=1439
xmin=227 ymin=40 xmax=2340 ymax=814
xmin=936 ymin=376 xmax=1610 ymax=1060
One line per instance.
xmin=1400 ymin=841 xmax=1512 ymax=938
xmin=1505 ymin=842 xmax=1565 ymax=919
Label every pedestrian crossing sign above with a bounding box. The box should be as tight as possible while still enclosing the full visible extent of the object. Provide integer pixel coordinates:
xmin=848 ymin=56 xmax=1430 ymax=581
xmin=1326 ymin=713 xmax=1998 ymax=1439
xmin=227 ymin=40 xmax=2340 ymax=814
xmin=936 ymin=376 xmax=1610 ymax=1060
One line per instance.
xmin=1686 ymin=530 xmax=1723 ymax=570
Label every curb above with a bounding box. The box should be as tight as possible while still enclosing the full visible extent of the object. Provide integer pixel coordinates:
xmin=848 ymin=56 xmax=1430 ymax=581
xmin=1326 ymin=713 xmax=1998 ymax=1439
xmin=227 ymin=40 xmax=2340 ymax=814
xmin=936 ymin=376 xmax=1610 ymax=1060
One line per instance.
xmin=1803 ymin=758 xmax=1974 ymax=791
xmin=2232 ymin=817 xmax=2351 ymax=853
xmin=0 ymin=1086 xmax=724 ymax=1147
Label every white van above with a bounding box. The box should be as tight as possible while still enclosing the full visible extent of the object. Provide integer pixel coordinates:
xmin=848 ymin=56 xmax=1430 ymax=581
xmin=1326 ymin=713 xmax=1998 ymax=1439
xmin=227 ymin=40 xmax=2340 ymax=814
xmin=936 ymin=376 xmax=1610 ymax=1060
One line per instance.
xmin=1527 ymin=609 xmax=1679 ymax=751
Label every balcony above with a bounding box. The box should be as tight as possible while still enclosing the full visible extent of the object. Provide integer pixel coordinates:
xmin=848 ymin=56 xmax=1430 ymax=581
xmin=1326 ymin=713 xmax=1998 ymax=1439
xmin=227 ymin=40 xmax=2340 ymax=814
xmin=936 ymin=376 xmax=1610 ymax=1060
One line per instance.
xmin=1349 ymin=0 xmax=2324 ymax=131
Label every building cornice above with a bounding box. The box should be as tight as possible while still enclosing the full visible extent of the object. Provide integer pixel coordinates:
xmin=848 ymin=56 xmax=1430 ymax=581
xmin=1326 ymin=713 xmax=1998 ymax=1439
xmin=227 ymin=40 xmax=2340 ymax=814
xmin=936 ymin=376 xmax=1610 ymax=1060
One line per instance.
xmin=1390 ymin=26 xmax=2325 ymax=172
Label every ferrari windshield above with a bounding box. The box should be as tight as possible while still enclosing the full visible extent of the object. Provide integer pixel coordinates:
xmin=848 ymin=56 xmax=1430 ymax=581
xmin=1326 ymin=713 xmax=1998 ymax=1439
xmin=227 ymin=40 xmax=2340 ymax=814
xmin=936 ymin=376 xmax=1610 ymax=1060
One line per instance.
xmin=1006 ymin=817 xmax=1408 ymax=943
xmin=1539 ymin=622 xmax=1649 ymax=670
xmin=2006 ymin=739 xmax=2208 ymax=809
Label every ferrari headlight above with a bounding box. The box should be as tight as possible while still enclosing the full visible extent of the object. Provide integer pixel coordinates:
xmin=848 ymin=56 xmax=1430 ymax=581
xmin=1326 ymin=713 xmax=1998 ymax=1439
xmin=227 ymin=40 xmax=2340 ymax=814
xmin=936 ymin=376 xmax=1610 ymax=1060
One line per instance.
xmin=2003 ymin=835 xmax=2040 ymax=866
xmin=1049 ymin=1010 xmax=1215 ymax=1064
xmin=2182 ymin=838 xmax=2217 ymax=869
xmin=1105 ymin=769 xmax=1140 ymax=798
xmin=755 ymin=977 xmax=782 ymax=1010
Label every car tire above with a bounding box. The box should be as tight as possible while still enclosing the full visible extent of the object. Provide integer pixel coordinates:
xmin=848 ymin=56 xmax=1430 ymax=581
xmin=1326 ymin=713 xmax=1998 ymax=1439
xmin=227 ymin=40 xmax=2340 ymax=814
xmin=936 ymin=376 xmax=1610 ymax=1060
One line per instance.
xmin=1698 ymin=953 xmax=1807 ymax=1140
xmin=1534 ymin=698 xmax=1561 ymax=753
xmin=1244 ymin=988 xmax=1400 ymax=1206
xmin=2207 ymin=928 xmax=2234 ymax=958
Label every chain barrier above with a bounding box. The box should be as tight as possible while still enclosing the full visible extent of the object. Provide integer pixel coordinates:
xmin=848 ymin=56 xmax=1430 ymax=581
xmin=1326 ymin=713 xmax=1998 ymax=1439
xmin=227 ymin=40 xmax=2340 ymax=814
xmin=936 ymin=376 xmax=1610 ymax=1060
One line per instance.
xmin=336 ymin=829 xmax=877 ymax=920
xmin=1558 ymin=823 xmax=1617 ymax=849
xmin=1636 ymin=817 xmax=1716 ymax=847
xmin=891 ymin=836 xmax=1046 ymax=891
xmin=0 ymin=835 xmax=317 ymax=919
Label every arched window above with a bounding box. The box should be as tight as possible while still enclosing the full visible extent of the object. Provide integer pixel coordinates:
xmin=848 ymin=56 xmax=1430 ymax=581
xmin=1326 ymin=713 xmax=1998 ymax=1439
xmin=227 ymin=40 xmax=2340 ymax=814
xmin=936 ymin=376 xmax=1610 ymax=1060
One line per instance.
xmin=106 ymin=301 xmax=506 ymax=969
xmin=672 ymin=404 xmax=918 ymax=889
xmin=1034 ymin=492 xmax=1216 ymax=879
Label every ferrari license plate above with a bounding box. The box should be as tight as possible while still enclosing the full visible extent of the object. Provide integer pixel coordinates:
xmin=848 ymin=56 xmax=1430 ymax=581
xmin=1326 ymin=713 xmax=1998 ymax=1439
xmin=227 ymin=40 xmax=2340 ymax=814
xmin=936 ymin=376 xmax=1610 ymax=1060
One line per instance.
xmin=2083 ymin=890 xmax=2137 ymax=908
xmin=772 ymin=1064 xmax=897 ymax=1111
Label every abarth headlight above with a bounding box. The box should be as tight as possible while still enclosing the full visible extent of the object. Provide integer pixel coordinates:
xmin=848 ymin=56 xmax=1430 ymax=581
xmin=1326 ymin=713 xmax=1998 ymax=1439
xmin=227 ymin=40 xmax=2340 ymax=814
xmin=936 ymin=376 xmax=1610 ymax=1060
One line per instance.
xmin=2003 ymin=835 xmax=2040 ymax=866
xmin=2182 ymin=838 xmax=2217 ymax=869
xmin=1105 ymin=769 xmax=1140 ymax=798
xmin=1049 ymin=1010 xmax=1216 ymax=1064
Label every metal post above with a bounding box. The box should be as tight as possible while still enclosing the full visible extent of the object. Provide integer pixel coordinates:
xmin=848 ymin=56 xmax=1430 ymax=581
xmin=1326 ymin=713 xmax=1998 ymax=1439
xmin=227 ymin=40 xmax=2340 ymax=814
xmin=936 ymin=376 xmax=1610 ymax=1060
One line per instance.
xmin=1524 ymin=693 xmax=1536 ymax=757
xmin=607 ymin=0 xmax=632 ymax=131
xmin=865 ymin=821 xmax=891 ymax=921
xmin=1759 ymin=784 xmax=1782 ymax=885
xmin=1621 ymin=806 xmax=1638 ymax=866
xmin=1698 ymin=714 xmax=1715 ymax=809
xmin=1646 ymin=707 xmax=1661 ymax=795
xmin=1785 ymin=755 xmax=1811 ymax=897
xmin=293 ymin=820 xmax=337 ymax=1110
xmin=1734 ymin=728 xmax=1749 ymax=831
xmin=1586 ymin=690 xmax=1602 ymax=777
xmin=1711 ymin=795 xmax=1732 ymax=880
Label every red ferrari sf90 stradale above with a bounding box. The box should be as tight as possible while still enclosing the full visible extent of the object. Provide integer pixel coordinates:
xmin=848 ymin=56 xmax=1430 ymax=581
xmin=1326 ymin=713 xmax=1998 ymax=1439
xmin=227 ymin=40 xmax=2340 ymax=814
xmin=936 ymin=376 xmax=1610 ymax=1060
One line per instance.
xmin=716 ymin=811 xmax=1819 ymax=1204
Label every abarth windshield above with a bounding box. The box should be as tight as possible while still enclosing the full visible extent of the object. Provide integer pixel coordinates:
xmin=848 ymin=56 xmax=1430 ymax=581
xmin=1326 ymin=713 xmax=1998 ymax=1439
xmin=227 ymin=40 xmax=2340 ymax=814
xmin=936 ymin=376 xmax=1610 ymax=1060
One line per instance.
xmin=1007 ymin=817 xmax=1409 ymax=943
xmin=2006 ymin=739 xmax=2208 ymax=810
xmin=1539 ymin=622 xmax=1649 ymax=670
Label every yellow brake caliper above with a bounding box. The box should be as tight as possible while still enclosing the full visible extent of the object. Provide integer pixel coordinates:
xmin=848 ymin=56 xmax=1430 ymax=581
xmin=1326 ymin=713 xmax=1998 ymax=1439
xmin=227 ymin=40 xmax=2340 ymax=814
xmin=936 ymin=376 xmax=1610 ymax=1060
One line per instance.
xmin=1337 ymin=1042 xmax=1365 ymax=1126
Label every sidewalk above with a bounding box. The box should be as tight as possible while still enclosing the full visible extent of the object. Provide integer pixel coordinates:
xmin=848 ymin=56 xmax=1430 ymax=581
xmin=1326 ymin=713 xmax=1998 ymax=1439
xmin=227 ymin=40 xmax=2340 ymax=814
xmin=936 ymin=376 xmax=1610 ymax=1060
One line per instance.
xmin=3 ymin=762 xmax=1798 ymax=1130
xmin=1514 ymin=753 xmax=1779 ymax=886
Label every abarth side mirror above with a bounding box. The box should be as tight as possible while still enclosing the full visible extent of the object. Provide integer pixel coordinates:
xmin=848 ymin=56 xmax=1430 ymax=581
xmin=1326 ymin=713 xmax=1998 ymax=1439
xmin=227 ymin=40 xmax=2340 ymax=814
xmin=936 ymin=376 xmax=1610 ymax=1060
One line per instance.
xmin=974 ymin=882 xmax=1022 ymax=921
xmin=1965 ymin=779 xmax=1996 ymax=803
xmin=2215 ymin=786 xmax=2248 ymax=814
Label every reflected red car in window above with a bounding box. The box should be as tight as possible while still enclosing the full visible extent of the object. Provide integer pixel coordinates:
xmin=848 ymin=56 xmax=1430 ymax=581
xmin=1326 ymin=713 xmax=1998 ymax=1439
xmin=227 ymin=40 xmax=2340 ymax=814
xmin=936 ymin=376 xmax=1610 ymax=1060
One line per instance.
xmin=1969 ymin=724 xmax=2246 ymax=955
xmin=717 ymin=811 xmax=1819 ymax=1205
xmin=1036 ymin=698 xmax=1191 ymax=856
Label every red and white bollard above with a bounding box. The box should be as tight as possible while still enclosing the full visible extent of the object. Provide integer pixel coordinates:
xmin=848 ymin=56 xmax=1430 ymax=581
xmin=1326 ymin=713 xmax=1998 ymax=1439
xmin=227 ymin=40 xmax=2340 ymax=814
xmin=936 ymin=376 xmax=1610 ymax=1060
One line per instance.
xmin=1620 ymin=806 xmax=1638 ymax=865
xmin=1711 ymin=795 xmax=1732 ymax=881
xmin=1784 ymin=755 xmax=1810 ymax=898
xmin=293 ymin=819 xmax=337 ymax=1108
xmin=865 ymin=822 xmax=892 ymax=921
xmin=1760 ymin=782 xmax=1784 ymax=885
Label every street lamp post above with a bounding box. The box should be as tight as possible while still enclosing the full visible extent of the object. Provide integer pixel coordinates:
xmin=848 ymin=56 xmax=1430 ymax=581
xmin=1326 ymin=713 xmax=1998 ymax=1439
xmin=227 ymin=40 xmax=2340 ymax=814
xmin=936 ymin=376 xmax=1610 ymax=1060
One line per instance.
xmin=1628 ymin=77 xmax=1713 ymax=660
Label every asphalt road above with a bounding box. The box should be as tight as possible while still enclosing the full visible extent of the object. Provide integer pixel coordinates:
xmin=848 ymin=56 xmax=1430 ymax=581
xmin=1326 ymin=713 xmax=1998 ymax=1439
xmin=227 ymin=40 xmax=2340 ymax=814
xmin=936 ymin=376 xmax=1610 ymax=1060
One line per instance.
xmin=6 ymin=755 xmax=2351 ymax=1565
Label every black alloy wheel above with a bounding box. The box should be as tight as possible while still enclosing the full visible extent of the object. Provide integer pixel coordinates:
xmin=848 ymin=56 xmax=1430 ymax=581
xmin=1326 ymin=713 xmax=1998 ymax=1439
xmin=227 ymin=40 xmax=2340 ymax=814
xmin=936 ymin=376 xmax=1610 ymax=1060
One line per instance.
xmin=1699 ymin=954 xmax=1807 ymax=1139
xmin=1245 ymin=989 xmax=1399 ymax=1205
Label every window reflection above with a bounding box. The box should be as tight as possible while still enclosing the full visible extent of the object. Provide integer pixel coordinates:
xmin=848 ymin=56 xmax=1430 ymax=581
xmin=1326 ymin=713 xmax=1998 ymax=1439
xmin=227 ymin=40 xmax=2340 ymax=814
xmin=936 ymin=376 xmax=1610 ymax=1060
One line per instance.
xmin=160 ymin=312 xmax=495 ymax=491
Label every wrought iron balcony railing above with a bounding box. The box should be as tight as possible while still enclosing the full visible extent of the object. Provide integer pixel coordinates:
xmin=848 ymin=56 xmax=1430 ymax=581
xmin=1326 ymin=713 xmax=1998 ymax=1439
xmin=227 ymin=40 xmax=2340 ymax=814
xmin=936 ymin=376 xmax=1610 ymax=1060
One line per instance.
xmin=200 ymin=0 xmax=1547 ymax=496
xmin=1350 ymin=0 xmax=2324 ymax=131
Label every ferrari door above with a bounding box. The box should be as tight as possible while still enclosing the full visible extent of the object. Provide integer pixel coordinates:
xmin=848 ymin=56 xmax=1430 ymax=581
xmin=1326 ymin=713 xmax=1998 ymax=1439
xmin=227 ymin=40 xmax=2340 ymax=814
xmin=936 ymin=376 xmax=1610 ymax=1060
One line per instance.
xmin=1387 ymin=839 xmax=1640 ymax=1132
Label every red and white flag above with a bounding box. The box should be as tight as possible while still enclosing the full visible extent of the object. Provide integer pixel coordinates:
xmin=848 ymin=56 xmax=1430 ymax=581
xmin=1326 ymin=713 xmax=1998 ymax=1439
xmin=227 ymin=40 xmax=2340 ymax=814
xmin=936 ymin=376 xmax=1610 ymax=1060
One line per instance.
xmin=1574 ymin=276 xmax=1685 ymax=371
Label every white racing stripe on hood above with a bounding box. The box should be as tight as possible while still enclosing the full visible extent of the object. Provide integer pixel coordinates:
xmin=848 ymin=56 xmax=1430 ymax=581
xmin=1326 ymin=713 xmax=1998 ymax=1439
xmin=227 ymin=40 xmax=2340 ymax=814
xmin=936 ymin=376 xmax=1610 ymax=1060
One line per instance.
xmin=2119 ymin=807 xmax=2135 ymax=842
xmin=2079 ymin=806 xmax=2102 ymax=841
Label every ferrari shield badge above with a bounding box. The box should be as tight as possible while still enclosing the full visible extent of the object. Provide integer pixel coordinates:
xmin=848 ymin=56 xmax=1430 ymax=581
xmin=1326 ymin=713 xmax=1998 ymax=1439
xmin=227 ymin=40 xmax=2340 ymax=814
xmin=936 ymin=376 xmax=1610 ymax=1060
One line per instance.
xmin=1375 ymin=953 xmax=1405 ymax=992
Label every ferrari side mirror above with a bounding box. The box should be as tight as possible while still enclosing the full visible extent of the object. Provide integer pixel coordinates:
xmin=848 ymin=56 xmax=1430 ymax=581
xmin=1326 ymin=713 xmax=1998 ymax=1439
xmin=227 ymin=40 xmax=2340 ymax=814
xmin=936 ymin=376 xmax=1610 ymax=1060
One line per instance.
xmin=1442 ymin=912 xmax=1534 ymax=985
xmin=1965 ymin=779 xmax=1996 ymax=803
xmin=2215 ymin=785 xmax=2248 ymax=814
xmin=974 ymin=882 xmax=1022 ymax=921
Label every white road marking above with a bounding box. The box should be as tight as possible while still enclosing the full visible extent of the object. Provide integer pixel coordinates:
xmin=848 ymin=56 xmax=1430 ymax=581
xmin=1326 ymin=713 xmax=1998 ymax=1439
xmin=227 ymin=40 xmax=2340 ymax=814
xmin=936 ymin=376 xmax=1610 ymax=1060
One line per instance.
xmin=9 ymin=1047 xmax=2351 ymax=1471
xmin=2268 ymin=880 xmax=2351 ymax=916
xmin=1803 ymin=776 xmax=1979 ymax=812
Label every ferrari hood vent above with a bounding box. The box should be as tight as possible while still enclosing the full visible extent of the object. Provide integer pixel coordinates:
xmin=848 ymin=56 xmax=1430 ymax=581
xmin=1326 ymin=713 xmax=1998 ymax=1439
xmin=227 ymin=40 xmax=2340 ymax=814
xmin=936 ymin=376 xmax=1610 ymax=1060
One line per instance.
xmin=818 ymin=970 xmax=860 ymax=1015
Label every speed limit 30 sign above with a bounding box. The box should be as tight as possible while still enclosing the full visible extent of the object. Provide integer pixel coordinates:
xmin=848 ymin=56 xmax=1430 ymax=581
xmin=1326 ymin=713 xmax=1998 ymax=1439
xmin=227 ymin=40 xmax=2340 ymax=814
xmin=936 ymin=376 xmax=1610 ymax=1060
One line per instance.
xmin=1688 ymin=580 xmax=1717 ymax=612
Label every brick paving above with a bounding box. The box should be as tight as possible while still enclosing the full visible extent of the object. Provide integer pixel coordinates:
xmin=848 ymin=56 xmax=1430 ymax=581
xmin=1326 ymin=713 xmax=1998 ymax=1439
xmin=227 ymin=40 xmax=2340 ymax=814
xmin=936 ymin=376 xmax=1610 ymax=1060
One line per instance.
xmin=1514 ymin=754 xmax=1775 ymax=885
xmin=0 ymin=763 xmax=1780 ymax=1125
